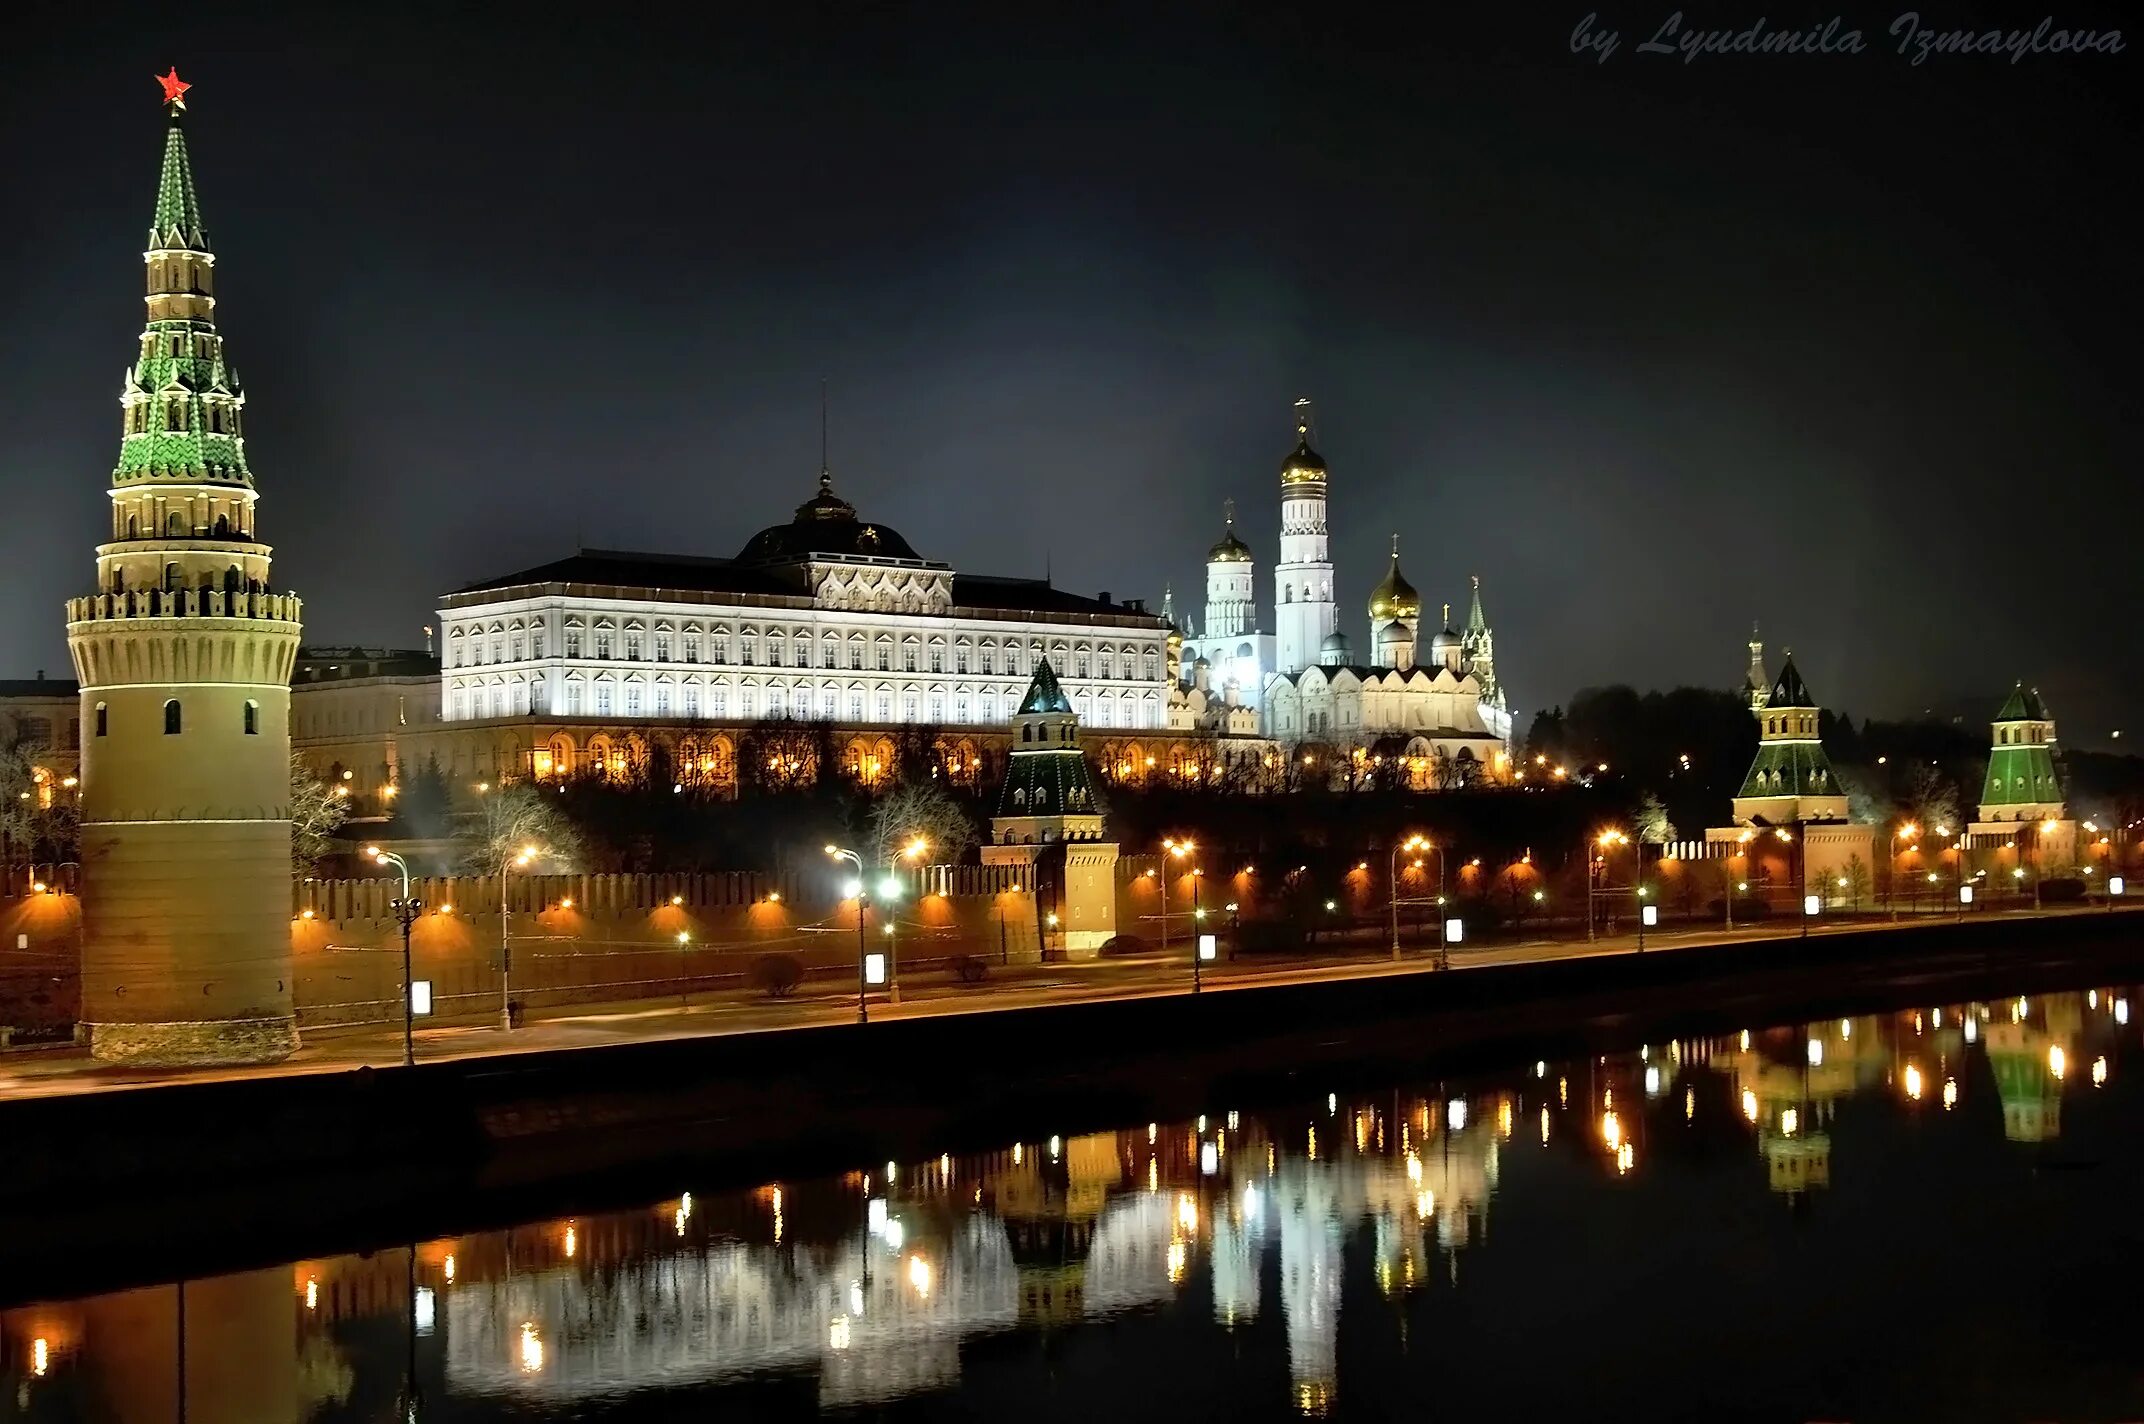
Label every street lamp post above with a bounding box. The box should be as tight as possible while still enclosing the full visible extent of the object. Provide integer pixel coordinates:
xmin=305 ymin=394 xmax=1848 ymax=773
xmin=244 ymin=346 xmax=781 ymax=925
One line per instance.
xmin=1390 ymin=835 xmax=1429 ymax=959
xmin=827 ymin=846 xmax=869 ymax=1023
xmin=1592 ymin=830 xmax=1628 ymax=943
xmin=1163 ymin=837 xmax=1197 ymax=984
xmin=369 ymin=846 xmax=420 ymax=1068
xmin=500 ymin=845 xmax=536 ymax=1030
xmin=1889 ymin=823 xmax=1918 ymax=921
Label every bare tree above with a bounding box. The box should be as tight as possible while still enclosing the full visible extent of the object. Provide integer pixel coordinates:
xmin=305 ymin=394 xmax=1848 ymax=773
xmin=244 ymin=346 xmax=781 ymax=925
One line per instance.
xmin=290 ymin=750 xmax=350 ymax=872
xmin=869 ymin=779 xmax=977 ymax=867
xmin=1635 ymin=792 xmax=1677 ymax=846
xmin=1905 ymin=763 xmax=1963 ymax=833
xmin=459 ymin=781 xmax=584 ymax=875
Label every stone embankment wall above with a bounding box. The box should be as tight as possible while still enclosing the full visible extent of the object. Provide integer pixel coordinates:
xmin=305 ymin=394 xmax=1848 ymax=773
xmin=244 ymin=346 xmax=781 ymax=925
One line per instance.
xmin=4 ymin=864 xmax=1039 ymax=1036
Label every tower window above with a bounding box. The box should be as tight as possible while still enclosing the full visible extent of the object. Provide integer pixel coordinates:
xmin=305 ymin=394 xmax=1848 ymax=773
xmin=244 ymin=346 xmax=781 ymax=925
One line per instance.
xmin=163 ymin=699 xmax=182 ymax=735
xmin=244 ymin=700 xmax=259 ymax=735
xmin=96 ymin=702 xmax=108 ymax=737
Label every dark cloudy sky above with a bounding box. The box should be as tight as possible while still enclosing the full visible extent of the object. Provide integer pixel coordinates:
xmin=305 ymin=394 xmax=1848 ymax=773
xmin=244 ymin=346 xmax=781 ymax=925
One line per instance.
xmin=5 ymin=2 xmax=2136 ymax=743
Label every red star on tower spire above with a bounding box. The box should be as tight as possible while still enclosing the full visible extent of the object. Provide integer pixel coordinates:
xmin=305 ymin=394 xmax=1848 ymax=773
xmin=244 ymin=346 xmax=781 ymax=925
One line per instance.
xmin=156 ymin=67 xmax=191 ymax=111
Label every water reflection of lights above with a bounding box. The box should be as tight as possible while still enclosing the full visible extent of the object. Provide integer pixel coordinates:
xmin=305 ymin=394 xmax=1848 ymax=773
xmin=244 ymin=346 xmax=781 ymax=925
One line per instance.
xmin=829 ymin=1314 xmax=851 ymax=1351
xmin=908 ymin=1254 xmax=933 ymax=1298
xmin=1165 ymin=1239 xmax=1188 ymax=1282
xmin=1498 ymin=1098 xmax=1514 ymax=1137
xmin=1177 ymin=1194 xmax=1199 ymax=1232
xmin=2094 ymin=1056 xmax=2109 ymax=1087
xmin=1965 ymin=1016 xmax=1978 ymax=1044
xmin=1540 ymin=1106 xmax=1551 ymax=1143
xmin=1905 ymin=1065 xmax=1925 ymax=1101
xmin=31 ymin=1337 xmax=49 ymax=1377
xmin=1742 ymin=1090 xmax=1759 ymax=1122
xmin=518 ymin=1322 xmax=545 ymax=1374
xmin=1615 ymin=1142 xmax=1635 ymax=1174
xmin=1601 ymin=1110 xmax=1622 ymax=1149
xmin=304 ymin=1277 xmax=319 ymax=1310
xmin=2119 ymin=998 xmax=2131 ymax=1026
xmin=1807 ymin=1038 xmax=1824 ymax=1067
xmin=564 ymin=1224 xmax=577 ymax=1259
xmin=1781 ymin=1107 xmax=1799 ymax=1137
xmin=1942 ymin=1078 xmax=1958 ymax=1110
xmin=444 ymin=1253 xmax=456 ymax=1283
xmin=1416 ymin=1190 xmax=1435 ymax=1217
xmin=1201 ymin=1141 xmax=1219 ymax=1175
xmin=1447 ymin=1099 xmax=1467 ymax=1131
xmin=2049 ymin=1046 xmax=2067 ymax=1080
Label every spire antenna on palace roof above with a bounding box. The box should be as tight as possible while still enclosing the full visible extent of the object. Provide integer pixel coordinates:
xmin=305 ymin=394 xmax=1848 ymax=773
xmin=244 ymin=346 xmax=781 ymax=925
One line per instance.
xmin=156 ymin=67 xmax=191 ymax=113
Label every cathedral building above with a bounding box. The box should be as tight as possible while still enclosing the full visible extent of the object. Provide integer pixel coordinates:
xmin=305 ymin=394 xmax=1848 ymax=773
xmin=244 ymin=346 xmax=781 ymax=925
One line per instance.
xmin=63 ymin=74 xmax=304 ymax=1064
xmin=1176 ymin=399 xmax=1514 ymax=778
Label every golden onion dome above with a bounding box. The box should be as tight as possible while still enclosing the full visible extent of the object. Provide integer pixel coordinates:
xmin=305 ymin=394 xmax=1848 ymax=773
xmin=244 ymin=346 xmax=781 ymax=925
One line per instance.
xmin=1367 ymin=537 xmax=1420 ymax=620
xmin=1208 ymin=528 xmax=1252 ymax=564
xmin=1280 ymin=431 xmax=1328 ymax=486
xmin=1280 ymin=398 xmax=1327 ymax=485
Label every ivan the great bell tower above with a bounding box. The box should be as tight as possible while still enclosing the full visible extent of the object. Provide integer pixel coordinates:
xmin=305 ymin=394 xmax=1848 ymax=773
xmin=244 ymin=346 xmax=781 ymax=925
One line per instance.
xmin=64 ymin=72 xmax=304 ymax=1064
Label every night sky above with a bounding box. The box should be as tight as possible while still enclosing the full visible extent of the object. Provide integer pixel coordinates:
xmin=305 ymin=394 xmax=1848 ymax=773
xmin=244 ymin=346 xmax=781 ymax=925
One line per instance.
xmin=6 ymin=3 xmax=2136 ymax=743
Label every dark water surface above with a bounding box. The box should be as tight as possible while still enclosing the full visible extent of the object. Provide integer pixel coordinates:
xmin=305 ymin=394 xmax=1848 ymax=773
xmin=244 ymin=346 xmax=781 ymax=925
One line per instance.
xmin=8 ymin=977 xmax=2144 ymax=1422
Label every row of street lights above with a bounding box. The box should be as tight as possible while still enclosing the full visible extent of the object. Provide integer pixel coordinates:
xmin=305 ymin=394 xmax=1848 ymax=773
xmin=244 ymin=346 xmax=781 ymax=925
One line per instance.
xmin=360 ymin=813 xmax=2130 ymax=1067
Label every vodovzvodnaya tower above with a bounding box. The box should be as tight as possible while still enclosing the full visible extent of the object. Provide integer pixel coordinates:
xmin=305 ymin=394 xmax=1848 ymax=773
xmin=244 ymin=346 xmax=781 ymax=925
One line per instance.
xmin=64 ymin=72 xmax=304 ymax=1064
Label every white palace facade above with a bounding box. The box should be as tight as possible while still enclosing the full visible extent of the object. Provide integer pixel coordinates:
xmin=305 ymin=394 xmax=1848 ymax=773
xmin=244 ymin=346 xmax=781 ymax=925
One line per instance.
xmin=432 ymin=471 xmax=1176 ymax=788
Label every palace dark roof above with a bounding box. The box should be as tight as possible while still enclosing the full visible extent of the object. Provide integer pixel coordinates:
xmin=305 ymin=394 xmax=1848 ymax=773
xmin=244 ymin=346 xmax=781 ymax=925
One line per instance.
xmin=453 ymin=551 xmax=1164 ymax=624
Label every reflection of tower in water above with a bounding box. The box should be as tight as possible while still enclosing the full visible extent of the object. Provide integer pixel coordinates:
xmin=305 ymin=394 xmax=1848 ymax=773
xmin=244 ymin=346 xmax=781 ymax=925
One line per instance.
xmin=1985 ymin=998 xmax=2081 ymax=1143
xmin=1256 ymin=1106 xmax=1501 ymax=1417
xmin=3 ymin=1269 xmax=301 ymax=1424
xmin=1720 ymin=1017 xmax=1887 ymax=1200
xmin=983 ymin=1131 xmax=1124 ymax=1329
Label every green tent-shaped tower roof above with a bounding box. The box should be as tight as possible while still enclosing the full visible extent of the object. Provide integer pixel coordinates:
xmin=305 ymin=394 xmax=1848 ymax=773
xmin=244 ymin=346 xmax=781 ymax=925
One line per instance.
xmin=152 ymin=117 xmax=208 ymax=249
xmin=1768 ymin=656 xmax=1813 ymax=711
xmin=1018 ymin=657 xmax=1075 ymax=715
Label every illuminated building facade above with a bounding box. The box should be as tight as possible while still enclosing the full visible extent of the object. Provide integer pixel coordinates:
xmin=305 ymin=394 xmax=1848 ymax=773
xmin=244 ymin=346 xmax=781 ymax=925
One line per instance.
xmin=436 ymin=471 xmax=1173 ymax=785
xmin=63 ymin=75 xmax=303 ymax=1064
xmin=1181 ymin=400 xmax=1514 ymax=767
xmin=1705 ymin=636 xmax=1875 ymax=897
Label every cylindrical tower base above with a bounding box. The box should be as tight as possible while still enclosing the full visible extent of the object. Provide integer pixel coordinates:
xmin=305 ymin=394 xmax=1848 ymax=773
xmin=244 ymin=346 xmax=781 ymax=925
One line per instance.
xmin=78 ymin=818 xmax=299 ymax=1067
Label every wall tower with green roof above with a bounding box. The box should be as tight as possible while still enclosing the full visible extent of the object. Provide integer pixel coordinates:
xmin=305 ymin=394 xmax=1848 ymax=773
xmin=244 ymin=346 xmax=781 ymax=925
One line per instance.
xmin=1729 ymin=652 xmax=1849 ymax=826
xmin=981 ymin=659 xmax=1119 ymax=956
xmin=1976 ymin=684 xmax=2065 ymax=823
xmin=63 ymin=74 xmax=304 ymax=1065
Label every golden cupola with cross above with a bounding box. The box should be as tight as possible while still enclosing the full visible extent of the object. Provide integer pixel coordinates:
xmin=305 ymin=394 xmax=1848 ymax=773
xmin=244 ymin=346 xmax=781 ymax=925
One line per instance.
xmin=63 ymin=72 xmax=304 ymax=1065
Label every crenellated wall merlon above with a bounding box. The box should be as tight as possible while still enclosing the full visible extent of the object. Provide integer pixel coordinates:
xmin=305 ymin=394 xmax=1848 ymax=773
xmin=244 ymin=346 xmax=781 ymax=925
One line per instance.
xmin=66 ymin=589 xmax=302 ymax=623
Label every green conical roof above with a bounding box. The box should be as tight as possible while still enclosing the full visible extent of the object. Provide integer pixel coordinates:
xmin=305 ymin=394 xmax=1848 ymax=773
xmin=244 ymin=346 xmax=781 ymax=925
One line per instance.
xmin=152 ymin=118 xmax=207 ymax=249
xmin=1464 ymin=575 xmax=1489 ymax=632
xmin=1994 ymin=683 xmax=2049 ymax=722
xmin=1769 ymin=655 xmax=1814 ymax=709
xmin=1018 ymin=658 xmax=1074 ymax=715
xmin=113 ymin=101 xmax=250 ymax=490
